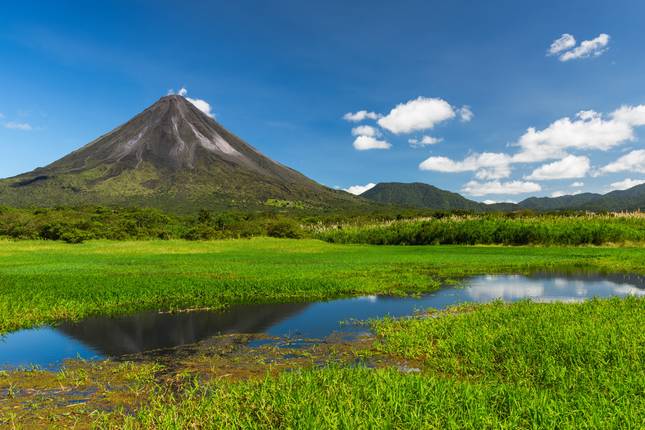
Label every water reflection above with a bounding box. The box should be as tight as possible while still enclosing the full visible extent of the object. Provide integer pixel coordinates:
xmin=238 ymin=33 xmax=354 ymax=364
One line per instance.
xmin=1 ymin=273 xmax=643 ymax=369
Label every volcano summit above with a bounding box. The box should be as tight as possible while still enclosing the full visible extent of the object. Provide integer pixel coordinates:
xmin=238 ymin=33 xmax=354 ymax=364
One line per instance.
xmin=0 ymin=95 xmax=360 ymax=212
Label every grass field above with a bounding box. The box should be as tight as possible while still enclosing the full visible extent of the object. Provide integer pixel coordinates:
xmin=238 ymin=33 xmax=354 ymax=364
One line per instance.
xmin=102 ymin=298 xmax=645 ymax=429
xmin=1 ymin=239 xmax=644 ymax=428
xmin=1 ymin=239 xmax=644 ymax=334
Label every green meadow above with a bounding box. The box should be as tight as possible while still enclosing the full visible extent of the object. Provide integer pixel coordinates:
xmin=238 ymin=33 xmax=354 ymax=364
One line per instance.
xmin=1 ymin=239 xmax=644 ymax=428
xmin=1 ymin=238 xmax=644 ymax=334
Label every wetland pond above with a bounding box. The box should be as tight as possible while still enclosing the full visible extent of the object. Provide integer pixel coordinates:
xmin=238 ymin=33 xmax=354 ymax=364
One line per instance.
xmin=2 ymin=273 xmax=644 ymax=369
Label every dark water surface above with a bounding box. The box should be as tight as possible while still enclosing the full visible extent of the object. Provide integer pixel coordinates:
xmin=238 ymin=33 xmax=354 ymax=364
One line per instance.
xmin=1 ymin=273 xmax=643 ymax=369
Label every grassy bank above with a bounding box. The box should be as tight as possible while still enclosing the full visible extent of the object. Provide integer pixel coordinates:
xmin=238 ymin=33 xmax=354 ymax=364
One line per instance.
xmin=103 ymin=298 xmax=645 ymax=429
xmin=1 ymin=239 xmax=644 ymax=334
xmin=2 ymin=206 xmax=645 ymax=246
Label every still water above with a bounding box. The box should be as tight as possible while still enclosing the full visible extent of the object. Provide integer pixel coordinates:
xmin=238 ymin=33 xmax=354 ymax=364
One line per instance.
xmin=1 ymin=273 xmax=643 ymax=369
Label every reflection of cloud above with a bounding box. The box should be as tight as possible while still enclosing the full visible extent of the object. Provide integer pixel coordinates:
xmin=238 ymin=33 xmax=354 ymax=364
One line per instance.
xmin=466 ymin=281 xmax=545 ymax=301
xmin=613 ymin=285 xmax=645 ymax=296
xmin=357 ymin=295 xmax=379 ymax=303
xmin=467 ymin=275 xmax=645 ymax=303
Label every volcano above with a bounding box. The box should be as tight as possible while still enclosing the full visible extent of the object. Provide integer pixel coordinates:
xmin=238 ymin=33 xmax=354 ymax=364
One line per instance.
xmin=0 ymin=95 xmax=361 ymax=212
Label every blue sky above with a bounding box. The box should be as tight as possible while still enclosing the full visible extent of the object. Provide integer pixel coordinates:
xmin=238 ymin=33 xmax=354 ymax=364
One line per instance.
xmin=1 ymin=0 xmax=644 ymax=202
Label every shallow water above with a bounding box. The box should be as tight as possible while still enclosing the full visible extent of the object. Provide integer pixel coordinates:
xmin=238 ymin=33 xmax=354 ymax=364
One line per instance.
xmin=1 ymin=273 xmax=643 ymax=369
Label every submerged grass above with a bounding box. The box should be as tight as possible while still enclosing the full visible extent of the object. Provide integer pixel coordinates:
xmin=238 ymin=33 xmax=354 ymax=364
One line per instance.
xmin=101 ymin=298 xmax=645 ymax=429
xmin=1 ymin=239 xmax=644 ymax=334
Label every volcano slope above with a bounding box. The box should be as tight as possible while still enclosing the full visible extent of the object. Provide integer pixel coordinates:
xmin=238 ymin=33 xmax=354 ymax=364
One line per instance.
xmin=0 ymin=95 xmax=363 ymax=212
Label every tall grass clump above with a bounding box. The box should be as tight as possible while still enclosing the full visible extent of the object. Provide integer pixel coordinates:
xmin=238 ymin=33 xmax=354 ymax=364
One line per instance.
xmin=315 ymin=214 xmax=645 ymax=245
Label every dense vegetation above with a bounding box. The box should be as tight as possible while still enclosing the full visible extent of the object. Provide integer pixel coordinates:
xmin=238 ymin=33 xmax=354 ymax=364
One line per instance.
xmin=315 ymin=214 xmax=645 ymax=245
xmin=107 ymin=298 xmax=644 ymax=429
xmin=1 ymin=239 xmax=644 ymax=334
xmin=1 ymin=205 xmax=645 ymax=246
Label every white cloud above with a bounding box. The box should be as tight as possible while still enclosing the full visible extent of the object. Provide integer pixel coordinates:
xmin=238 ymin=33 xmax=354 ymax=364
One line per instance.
xmin=461 ymin=180 xmax=541 ymax=196
xmin=525 ymin=155 xmax=590 ymax=180
xmin=378 ymin=97 xmax=456 ymax=134
xmin=0 ymin=112 xmax=4 ymax=119
xmin=513 ymin=109 xmax=637 ymax=163
xmin=351 ymin=125 xmax=379 ymax=137
xmin=409 ymin=135 xmax=443 ymax=147
xmin=458 ymin=105 xmax=474 ymax=122
xmin=169 ymin=87 xmax=215 ymax=118
xmin=571 ymin=181 xmax=584 ymax=187
xmin=599 ymin=149 xmax=645 ymax=174
xmin=4 ymin=121 xmax=32 ymax=131
xmin=353 ymin=135 xmax=391 ymax=151
xmin=343 ymin=110 xmax=380 ymax=122
xmin=551 ymin=191 xmax=566 ymax=198
xmin=611 ymin=105 xmax=645 ymax=126
xmin=608 ymin=178 xmax=645 ymax=191
xmin=419 ymin=152 xmax=511 ymax=180
xmin=344 ymin=183 xmax=377 ymax=195
xmin=483 ymin=199 xmax=517 ymax=204
xmin=559 ymin=33 xmax=610 ymax=62
xmin=548 ymin=34 xmax=576 ymax=55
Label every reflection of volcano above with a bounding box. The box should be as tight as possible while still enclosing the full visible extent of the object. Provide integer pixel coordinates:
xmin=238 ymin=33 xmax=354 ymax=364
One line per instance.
xmin=57 ymin=303 xmax=310 ymax=357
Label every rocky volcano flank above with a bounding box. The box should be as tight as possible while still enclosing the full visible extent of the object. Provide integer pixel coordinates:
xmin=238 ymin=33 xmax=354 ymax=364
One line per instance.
xmin=0 ymin=95 xmax=361 ymax=212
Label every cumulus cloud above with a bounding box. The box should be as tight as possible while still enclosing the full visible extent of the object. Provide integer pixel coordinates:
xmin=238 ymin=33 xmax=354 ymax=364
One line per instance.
xmin=4 ymin=121 xmax=32 ymax=131
xmin=378 ymin=97 xmax=456 ymax=134
xmin=169 ymin=87 xmax=215 ymax=118
xmin=607 ymin=178 xmax=645 ymax=191
xmin=599 ymin=149 xmax=645 ymax=174
xmin=559 ymin=33 xmax=610 ymax=62
xmin=409 ymin=135 xmax=443 ymax=147
xmin=343 ymin=110 xmax=380 ymax=122
xmin=419 ymin=152 xmax=512 ymax=180
xmin=343 ymin=182 xmax=377 ymax=195
xmin=417 ymin=104 xmax=645 ymax=197
xmin=548 ymin=34 xmax=576 ymax=55
xmin=353 ymin=135 xmax=391 ymax=151
xmin=571 ymin=181 xmax=584 ymax=187
xmin=483 ymin=199 xmax=517 ymax=204
xmin=458 ymin=105 xmax=474 ymax=122
xmin=525 ymin=155 xmax=591 ymax=180
xmin=512 ymin=108 xmax=642 ymax=163
xmin=351 ymin=125 xmax=379 ymax=137
xmin=612 ymin=105 xmax=645 ymax=126
xmin=551 ymin=191 xmax=566 ymax=198
xmin=461 ymin=180 xmax=541 ymax=196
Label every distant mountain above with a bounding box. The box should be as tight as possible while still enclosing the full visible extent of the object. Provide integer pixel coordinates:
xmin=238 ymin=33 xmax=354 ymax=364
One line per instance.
xmin=0 ymin=95 xmax=364 ymax=212
xmin=518 ymin=185 xmax=645 ymax=211
xmin=360 ymin=182 xmax=485 ymax=211
xmin=518 ymin=193 xmax=601 ymax=211
xmin=579 ymin=184 xmax=645 ymax=211
xmin=361 ymin=181 xmax=645 ymax=212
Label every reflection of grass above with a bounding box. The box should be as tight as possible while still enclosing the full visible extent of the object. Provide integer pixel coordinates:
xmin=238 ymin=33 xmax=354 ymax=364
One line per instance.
xmin=1 ymin=238 xmax=644 ymax=334
xmin=103 ymin=298 xmax=644 ymax=429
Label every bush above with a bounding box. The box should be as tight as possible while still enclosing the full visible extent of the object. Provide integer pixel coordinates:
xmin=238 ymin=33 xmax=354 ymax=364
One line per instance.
xmin=267 ymin=219 xmax=303 ymax=239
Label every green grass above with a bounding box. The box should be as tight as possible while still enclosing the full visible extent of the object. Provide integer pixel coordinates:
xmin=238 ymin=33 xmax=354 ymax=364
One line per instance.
xmin=107 ymin=298 xmax=645 ymax=429
xmin=1 ymin=239 xmax=644 ymax=334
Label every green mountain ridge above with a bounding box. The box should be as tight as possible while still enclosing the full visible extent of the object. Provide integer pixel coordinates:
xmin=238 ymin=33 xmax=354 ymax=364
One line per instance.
xmin=360 ymin=182 xmax=645 ymax=212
